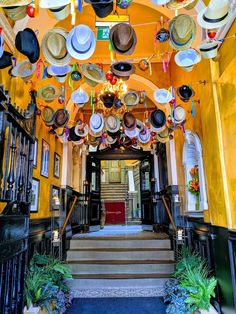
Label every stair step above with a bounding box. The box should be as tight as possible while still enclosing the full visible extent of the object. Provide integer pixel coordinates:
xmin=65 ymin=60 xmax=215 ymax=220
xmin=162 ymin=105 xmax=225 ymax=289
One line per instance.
xmin=71 ymin=273 xmax=172 ymax=279
xmin=68 ymin=260 xmax=175 ymax=265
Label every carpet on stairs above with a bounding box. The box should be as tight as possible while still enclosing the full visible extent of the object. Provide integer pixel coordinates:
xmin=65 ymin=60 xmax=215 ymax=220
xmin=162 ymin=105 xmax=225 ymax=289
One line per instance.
xmin=66 ymin=297 xmax=167 ymax=314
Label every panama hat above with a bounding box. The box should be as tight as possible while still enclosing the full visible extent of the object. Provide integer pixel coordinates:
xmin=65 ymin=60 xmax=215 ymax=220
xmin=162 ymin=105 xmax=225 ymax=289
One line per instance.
xmin=3 ymin=5 xmax=27 ymax=20
xmin=177 ymin=85 xmax=195 ymax=102
xmin=85 ymin=0 xmax=113 ymax=18
xmin=125 ymin=128 xmax=139 ymax=139
xmin=100 ymin=92 xmax=116 ymax=109
xmin=37 ymin=85 xmax=59 ymax=103
xmin=122 ymin=91 xmax=139 ymax=108
xmin=66 ymin=24 xmax=96 ymax=60
xmin=198 ymin=42 xmax=219 ymax=59
xmin=109 ymin=23 xmax=137 ymax=56
xmin=39 ymin=0 xmax=70 ymax=8
xmin=169 ymin=14 xmax=196 ymax=51
xmin=42 ymin=28 xmax=71 ymax=66
xmin=173 ymin=106 xmax=186 ymax=124
xmin=150 ymin=109 xmax=166 ymax=133
xmin=11 ymin=60 xmax=36 ymax=82
xmin=197 ymin=0 xmax=230 ymax=30
xmin=105 ymin=114 xmax=120 ymax=133
xmin=185 ymin=0 xmax=198 ymax=10
xmin=110 ymin=62 xmax=135 ymax=81
xmin=90 ymin=113 xmax=104 ymax=134
xmin=175 ymin=48 xmax=201 ymax=72
xmin=154 ymin=89 xmax=172 ymax=106
xmin=122 ymin=112 xmax=136 ymax=131
xmin=47 ymin=64 xmax=71 ymax=83
xmin=71 ymin=88 xmax=89 ymax=106
xmin=48 ymin=4 xmax=70 ymax=20
xmin=15 ymin=28 xmax=40 ymax=64
xmin=41 ymin=106 xmax=55 ymax=126
xmin=138 ymin=128 xmax=151 ymax=144
xmin=0 ymin=0 xmax=31 ymax=7
xmin=152 ymin=0 xmax=170 ymax=5
xmin=54 ymin=109 xmax=69 ymax=128
xmin=167 ymin=0 xmax=196 ymax=10
xmin=156 ymin=126 xmax=169 ymax=143
xmin=80 ymin=63 xmax=105 ymax=87
xmin=75 ymin=123 xmax=89 ymax=137
xmin=0 ymin=51 xmax=13 ymax=69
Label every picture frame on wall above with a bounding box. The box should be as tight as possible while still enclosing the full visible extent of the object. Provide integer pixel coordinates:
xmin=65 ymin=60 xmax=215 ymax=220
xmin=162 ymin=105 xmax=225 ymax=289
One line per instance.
xmin=30 ymin=178 xmax=40 ymax=212
xmin=50 ymin=185 xmax=61 ymax=211
xmin=54 ymin=153 xmax=60 ymax=179
xmin=41 ymin=139 xmax=50 ymax=178
xmin=33 ymin=138 xmax=38 ymax=168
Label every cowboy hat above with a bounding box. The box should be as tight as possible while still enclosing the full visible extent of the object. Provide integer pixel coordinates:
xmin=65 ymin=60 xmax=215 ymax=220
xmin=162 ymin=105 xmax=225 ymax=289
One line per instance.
xmin=177 ymin=85 xmax=195 ymax=102
xmin=138 ymin=128 xmax=151 ymax=144
xmin=110 ymin=62 xmax=135 ymax=81
xmin=109 ymin=23 xmax=137 ymax=56
xmin=0 ymin=51 xmax=13 ymax=69
xmin=197 ymin=0 xmax=230 ymax=30
xmin=47 ymin=64 xmax=71 ymax=83
xmin=125 ymin=128 xmax=139 ymax=139
xmin=168 ymin=14 xmax=196 ymax=51
xmin=66 ymin=24 xmax=96 ymax=60
xmin=0 ymin=0 xmax=31 ymax=7
xmin=122 ymin=91 xmax=139 ymax=107
xmin=11 ymin=60 xmax=36 ymax=82
xmin=156 ymin=126 xmax=169 ymax=143
xmin=154 ymin=88 xmax=172 ymax=106
xmin=54 ymin=109 xmax=69 ymax=128
xmin=122 ymin=112 xmax=136 ymax=131
xmin=167 ymin=0 xmax=196 ymax=10
xmin=80 ymin=63 xmax=106 ymax=87
xmin=3 ymin=5 xmax=27 ymax=20
xmin=42 ymin=28 xmax=71 ymax=66
xmin=15 ymin=28 xmax=40 ymax=64
xmin=39 ymin=0 xmax=70 ymax=8
xmin=174 ymin=48 xmax=201 ymax=72
xmin=75 ymin=123 xmax=89 ymax=137
xmin=41 ymin=106 xmax=55 ymax=126
xmin=198 ymin=42 xmax=219 ymax=59
xmin=150 ymin=109 xmax=166 ymax=133
xmin=90 ymin=113 xmax=104 ymax=134
xmin=172 ymin=106 xmax=186 ymax=124
xmin=85 ymin=0 xmax=113 ymax=18
xmin=105 ymin=114 xmax=120 ymax=133
xmin=100 ymin=92 xmax=116 ymax=109
xmin=71 ymin=88 xmax=89 ymax=106
xmin=48 ymin=4 xmax=70 ymax=20
xmin=37 ymin=85 xmax=59 ymax=103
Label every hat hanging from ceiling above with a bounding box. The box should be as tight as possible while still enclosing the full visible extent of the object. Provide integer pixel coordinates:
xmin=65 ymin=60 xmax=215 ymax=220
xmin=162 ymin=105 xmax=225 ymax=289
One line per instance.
xmin=80 ymin=63 xmax=106 ymax=87
xmin=150 ymin=109 xmax=166 ymax=133
xmin=198 ymin=42 xmax=219 ymax=59
xmin=42 ymin=28 xmax=71 ymax=66
xmin=185 ymin=0 xmax=198 ymax=10
xmin=75 ymin=123 xmax=89 ymax=138
xmin=106 ymin=135 xmax=117 ymax=145
xmin=66 ymin=24 xmax=96 ymax=60
xmin=47 ymin=64 xmax=71 ymax=83
xmin=100 ymin=92 xmax=116 ymax=109
xmin=177 ymin=85 xmax=195 ymax=102
xmin=39 ymin=0 xmax=70 ymax=7
xmin=69 ymin=126 xmax=84 ymax=144
xmin=117 ymin=0 xmax=133 ymax=9
xmin=105 ymin=114 xmax=120 ymax=133
xmin=54 ymin=109 xmax=69 ymax=128
xmin=125 ymin=128 xmax=139 ymax=139
xmin=3 ymin=5 xmax=27 ymax=21
xmin=172 ymin=106 xmax=186 ymax=124
xmin=109 ymin=23 xmax=137 ymax=56
xmin=11 ymin=60 xmax=36 ymax=82
xmin=110 ymin=62 xmax=135 ymax=81
xmin=122 ymin=112 xmax=136 ymax=131
xmin=138 ymin=128 xmax=151 ymax=144
xmin=71 ymin=88 xmax=89 ymax=107
xmin=154 ymin=88 xmax=172 ymax=106
xmin=156 ymin=126 xmax=169 ymax=143
xmin=152 ymin=0 xmax=170 ymax=5
xmin=122 ymin=91 xmax=139 ymax=108
xmin=0 ymin=51 xmax=13 ymax=69
xmin=197 ymin=0 xmax=230 ymax=30
xmin=15 ymin=28 xmax=40 ymax=64
xmin=175 ymin=48 xmax=201 ymax=72
xmin=37 ymin=85 xmax=59 ymax=103
xmin=168 ymin=14 xmax=196 ymax=51
xmin=85 ymin=0 xmax=113 ymax=18
xmin=48 ymin=4 xmax=70 ymax=20
xmin=90 ymin=113 xmax=104 ymax=134
xmin=41 ymin=106 xmax=55 ymax=126
xmin=167 ymin=0 xmax=196 ymax=10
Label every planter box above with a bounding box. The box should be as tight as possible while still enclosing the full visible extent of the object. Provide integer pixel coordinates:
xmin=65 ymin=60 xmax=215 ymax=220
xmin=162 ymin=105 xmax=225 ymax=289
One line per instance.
xmin=199 ymin=305 xmax=218 ymax=314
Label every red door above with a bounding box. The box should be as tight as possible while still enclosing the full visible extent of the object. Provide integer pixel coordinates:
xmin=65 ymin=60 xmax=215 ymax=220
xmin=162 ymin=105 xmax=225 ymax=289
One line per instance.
xmin=105 ymin=201 xmax=125 ymax=224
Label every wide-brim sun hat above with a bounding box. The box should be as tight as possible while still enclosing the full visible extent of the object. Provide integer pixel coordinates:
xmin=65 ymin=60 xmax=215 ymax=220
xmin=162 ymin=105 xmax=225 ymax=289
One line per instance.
xmin=167 ymin=0 xmax=196 ymax=10
xmin=150 ymin=109 xmax=166 ymax=133
xmin=66 ymin=24 xmax=96 ymax=60
xmin=47 ymin=64 xmax=71 ymax=83
xmin=173 ymin=106 xmax=186 ymax=124
xmin=80 ymin=63 xmax=106 ymax=87
xmin=156 ymin=126 xmax=169 ymax=143
xmin=41 ymin=106 xmax=55 ymax=126
xmin=11 ymin=60 xmax=36 ymax=81
xmin=154 ymin=88 xmax=172 ymax=106
xmin=0 ymin=0 xmax=31 ymax=7
xmin=197 ymin=0 xmax=231 ymax=30
xmin=48 ymin=4 xmax=70 ymax=20
xmin=71 ymin=88 xmax=89 ymax=105
xmin=75 ymin=123 xmax=89 ymax=137
xmin=42 ymin=28 xmax=71 ymax=66
xmin=110 ymin=62 xmax=135 ymax=81
xmin=105 ymin=114 xmax=120 ymax=133
xmin=198 ymin=42 xmax=219 ymax=59
xmin=90 ymin=113 xmax=104 ymax=133
xmin=138 ymin=128 xmax=151 ymax=144
xmin=85 ymin=0 xmax=113 ymax=18
xmin=125 ymin=128 xmax=139 ymax=139
xmin=37 ymin=85 xmax=59 ymax=103
xmin=122 ymin=91 xmax=139 ymax=107
xmin=39 ymin=0 xmax=70 ymax=8
xmin=122 ymin=112 xmax=136 ymax=131
xmin=175 ymin=48 xmax=201 ymax=71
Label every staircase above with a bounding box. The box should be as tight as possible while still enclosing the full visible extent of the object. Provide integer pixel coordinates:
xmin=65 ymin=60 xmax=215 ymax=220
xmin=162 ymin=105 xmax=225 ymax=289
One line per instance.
xmin=101 ymin=183 xmax=127 ymax=201
xmin=67 ymin=230 xmax=174 ymax=298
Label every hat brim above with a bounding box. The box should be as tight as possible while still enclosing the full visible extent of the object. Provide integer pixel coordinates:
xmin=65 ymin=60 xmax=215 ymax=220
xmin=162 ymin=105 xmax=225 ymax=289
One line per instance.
xmin=37 ymin=85 xmax=59 ymax=102
xmin=11 ymin=61 xmax=36 ymax=78
xmin=39 ymin=0 xmax=70 ymax=8
xmin=110 ymin=62 xmax=136 ymax=78
xmin=138 ymin=130 xmax=151 ymax=144
xmin=197 ymin=7 xmax=231 ymax=30
xmin=49 ymin=4 xmax=70 ymax=20
xmin=198 ymin=43 xmax=218 ymax=59
xmin=75 ymin=124 xmax=89 ymax=137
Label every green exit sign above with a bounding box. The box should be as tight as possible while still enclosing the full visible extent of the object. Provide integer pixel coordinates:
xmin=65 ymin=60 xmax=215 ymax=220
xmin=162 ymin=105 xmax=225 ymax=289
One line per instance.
xmin=97 ymin=26 xmax=110 ymax=41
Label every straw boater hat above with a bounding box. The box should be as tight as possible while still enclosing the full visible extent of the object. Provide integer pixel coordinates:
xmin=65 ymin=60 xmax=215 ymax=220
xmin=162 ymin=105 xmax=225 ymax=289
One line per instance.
xmin=42 ymin=28 xmax=71 ymax=66
xmin=90 ymin=113 xmax=104 ymax=134
xmin=175 ymin=48 xmax=201 ymax=72
xmin=150 ymin=109 xmax=166 ymax=133
xmin=47 ymin=65 xmax=71 ymax=83
xmin=185 ymin=0 xmax=198 ymax=10
xmin=168 ymin=14 xmax=196 ymax=51
xmin=39 ymin=0 xmax=70 ymax=8
xmin=80 ymin=63 xmax=106 ymax=87
xmin=122 ymin=91 xmax=139 ymax=108
xmin=197 ymin=42 xmax=219 ymax=59
xmin=110 ymin=62 xmax=135 ymax=81
xmin=71 ymin=88 xmax=89 ymax=107
xmin=105 ymin=114 xmax=120 ymax=133
xmin=37 ymin=85 xmax=59 ymax=103
xmin=11 ymin=60 xmax=36 ymax=82
xmin=122 ymin=112 xmax=136 ymax=131
xmin=154 ymin=89 xmax=172 ymax=106
xmin=66 ymin=24 xmax=96 ymax=60
xmin=109 ymin=23 xmax=137 ymax=56
xmin=138 ymin=128 xmax=151 ymax=144
xmin=156 ymin=126 xmax=169 ymax=143
xmin=167 ymin=0 xmax=196 ymax=10
xmin=197 ymin=0 xmax=230 ymax=30
xmin=85 ymin=0 xmax=113 ymax=18
xmin=41 ymin=106 xmax=55 ymax=126
xmin=172 ymin=106 xmax=186 ymax=124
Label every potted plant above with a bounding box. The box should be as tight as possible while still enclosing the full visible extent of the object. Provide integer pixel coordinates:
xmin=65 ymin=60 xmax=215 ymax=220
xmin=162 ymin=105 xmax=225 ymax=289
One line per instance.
xmin=187 ymin=165 xmax=200 ymax=210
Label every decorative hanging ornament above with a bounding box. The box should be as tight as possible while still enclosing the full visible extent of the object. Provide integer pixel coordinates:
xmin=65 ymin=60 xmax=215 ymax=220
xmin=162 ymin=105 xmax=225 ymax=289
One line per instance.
xmin=116 ymin=0 xmax=133 ymax=9
xmin=110 ymin=76 xmax=118 ymax=85
xmin=156 ymin=16 xmax=170 ymax=43
xmin=26 ymin=5 xmax=36 ymax=18
xmin=106 ymin=72 xmax=113 ymax=81
xmin=207 ymin=29 xmax=217 ymax=40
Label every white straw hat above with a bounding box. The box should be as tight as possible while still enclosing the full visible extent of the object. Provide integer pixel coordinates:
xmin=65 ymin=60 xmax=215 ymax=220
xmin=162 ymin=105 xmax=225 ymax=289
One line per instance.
xmin=175 ymin=48 xmax=201 ymax=72
xmin=47 ymin=64 xmax=71 ymax=83
xmin=75 ymin=124 xmax=89 ymax=137
xmin=138 ymin=128 xmax=151 ymax=144
xmin=71 ymin=88 xmax=89 ymax=106
xmin=11 ymin=60 xmax=36 ymax=82
xmin=39 ymin=0 xmax=70 ymax=8
xmin=154 ymin=89 xmax=172 ymax=106
xmin=198 ymin=42 xmax=219 ymax=59
xmin=125 ymin=128 xmax=139 ymax=139
xmin=173 ymin=106 xmax=186 ymax=124
xmin=105 ymin=115 xmax=120 ymax=133
xmin=90 ymin=113 xmax=104 ymax=133
xmin=49 ymin=4 xmax=70 ymax=20
xmin=152 ymin=0 xmax=170 ymax=5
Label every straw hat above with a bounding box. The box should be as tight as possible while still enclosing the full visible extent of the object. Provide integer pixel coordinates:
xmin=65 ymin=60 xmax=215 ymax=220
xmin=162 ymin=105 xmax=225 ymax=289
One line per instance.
xmin=175 ymin=48 xmax=201 ymax=72
xmin=150 ymin=109 xmax=166 ymax=133
xmin=197 ymin=0 xmax=230 ymax=30
xmin=0 ymin=0 xmax=31 ymax=7
xmin=71 ymin=88 xmax=89 ymax=106
xmin=90 ymin=113 xmax=104 ymax=133
xmin=185 ymin=0 xmax=198 ymax=10
xmin=110 ymin=62 xmax=135 ymax=81
xmin=11 ymin=60 xmax=36 ymax=82
xmin=167 ymin=0 xmax=196 ymax=10
xmin=197 ymin=42 xmax=219 ymax=59
xmin=66 ymin=24 xmax=96 ymax=60
xmin=3 ymin=6 xmax=27 ymax=20
xmin=156 ymin=126 xmax=169 ymax=143
xmin=37 ymin=85 xmax=59 ymax=103
xmin=48 ymin=4 xmax=70 ymax=20
xmin=75 ymin=123 xmax=89 ymax=138
xmin=172 ymin=106 xmax=186 ymax=124
xmin=85 ymin=0 xmax=113 ymax=18
xmin=15 ymin=28 xmax=40 ymax=64
xmin=39 ymin=0 xmax=70 ymax=8
xmin=47 ymin=64 xmax=71 ymax=83
xmin=168 ymin=14 xmax=196 ymax=51
xmin=42 ymin=28 xmax=71 ymax=66
xmin=138 ymin=128 xmax=151 ymax=144
xmin=41 ymin=106 xmax=55 ymax=126
xmin=105 ymin=114 xmax=120 ymax=133
xmin=80 ymin=63 xmax=106 ymax=87
xmin=109 ymin=23 xmax=137 ymax=56
xmin=122 ymin=91 xmax=139 ymax=108
xmin=122 ymin=112 xmax=136 ymax=131
xmin=154 ymin=89 xmax=172 ymax=106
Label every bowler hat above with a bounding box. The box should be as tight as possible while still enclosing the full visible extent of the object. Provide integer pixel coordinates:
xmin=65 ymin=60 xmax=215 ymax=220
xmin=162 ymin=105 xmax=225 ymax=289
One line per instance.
xmin=177 ymin=85 xmax=195 ymax=102
xmin=0 ymin=51 xmax=13 ymax=69
xmin=85 ymin=0 xmax=113 ymax=18
xmin=110 ymin=62 xmax=135 ymax=81
xmin=150 ymin=109 xmax=166 ymax=132
xmin=109 ymin=23 xmax=137 ymax=55
xmin=100 ymin=92 xmax=116 ymax=108
xmin=15 ymin=28 xmax=40 ymax=64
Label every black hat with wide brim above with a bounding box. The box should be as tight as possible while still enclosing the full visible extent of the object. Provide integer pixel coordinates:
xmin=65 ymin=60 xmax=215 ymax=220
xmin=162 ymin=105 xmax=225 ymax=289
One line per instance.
xmin=0 ymin=51 xmax=13 ymax=69
xmin=15 ymin=28 xmax=40 ymax=64
xmin=85 ymin=0 xmax=114 ymax=18
xmin=100 ymin=92 xmax=116 ymax=108
xmin=69 ymin=127 xmax=82 ymax=142
xmin=177 ymin=85 xmax=195 ymax=102
xmin=110 ymin=62 xmax=135 ymax=81
xmin=150 ymin=109 xmax=166 ymax=131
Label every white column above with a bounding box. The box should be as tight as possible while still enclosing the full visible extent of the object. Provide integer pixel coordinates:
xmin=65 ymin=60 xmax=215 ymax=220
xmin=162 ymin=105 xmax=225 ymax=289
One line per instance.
xmin=153 ymin=153 xmax=160 ymax=192
xmin=166 ymin=139 xmax=178 ymax=186
xmin=61 ymin=142 xmax=73 ymax=188
xmin=81 ymin=145 xmax=89 ymax=189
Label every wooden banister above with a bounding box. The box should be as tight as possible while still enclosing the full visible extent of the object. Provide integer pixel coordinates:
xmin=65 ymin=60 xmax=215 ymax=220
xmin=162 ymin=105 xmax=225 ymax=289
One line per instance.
xmin=60 ymin=196 xmax=78 ymax=235
xmin=161 ymin=195 xmax=177 ymax=233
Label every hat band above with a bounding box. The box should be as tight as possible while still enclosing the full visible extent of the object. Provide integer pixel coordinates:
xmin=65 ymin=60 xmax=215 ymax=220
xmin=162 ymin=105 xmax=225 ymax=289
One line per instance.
xmin=200 ymin=45 xmax=218 ymax=52
xmin=171 ymin=33 xmax=193 ymax=47
xmin=50 ymin=5 xmax=67 ymax=12
xmin=71 ymin=37 xmax=93 ymax=55
xmin=203 ymin=12 xmax=228 ymax=24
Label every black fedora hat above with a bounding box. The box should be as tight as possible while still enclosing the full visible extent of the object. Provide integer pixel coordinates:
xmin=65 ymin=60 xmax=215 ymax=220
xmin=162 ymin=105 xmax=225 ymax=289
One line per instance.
xmin=177 ymin=85 xmax=195 ymax=102
xmin=69 ymin=127 xmax=82 ymax=142
xmin=0 ymin=51 xmax=13 ymax=69
xmin=15 ymin=28 xmax=40 ymax=64
xmin=150 ymin=109 xmax=166 ymax=132
xmin=85 ymin=0 xmax=113 ymax=18
xmin=100 ymin=92 xmax=116 ymax=108
xmin=110 ymin=62 xmax=135 ymax=81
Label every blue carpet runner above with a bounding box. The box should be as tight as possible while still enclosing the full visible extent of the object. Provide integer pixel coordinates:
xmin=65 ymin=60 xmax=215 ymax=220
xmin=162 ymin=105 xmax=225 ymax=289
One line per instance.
xmin=66 ymin=297 xmax=166 ymax=314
